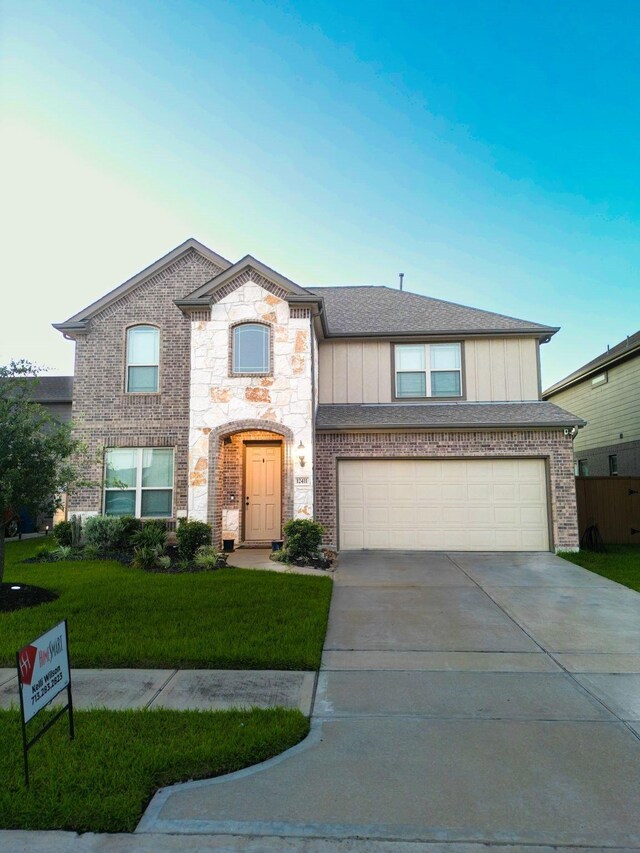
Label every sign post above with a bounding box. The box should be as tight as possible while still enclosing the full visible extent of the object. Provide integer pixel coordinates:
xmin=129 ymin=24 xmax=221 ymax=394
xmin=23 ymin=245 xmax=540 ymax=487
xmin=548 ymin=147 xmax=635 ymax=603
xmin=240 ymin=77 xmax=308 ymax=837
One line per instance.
xmin=16 ymin=620 xmax=74 ymax=787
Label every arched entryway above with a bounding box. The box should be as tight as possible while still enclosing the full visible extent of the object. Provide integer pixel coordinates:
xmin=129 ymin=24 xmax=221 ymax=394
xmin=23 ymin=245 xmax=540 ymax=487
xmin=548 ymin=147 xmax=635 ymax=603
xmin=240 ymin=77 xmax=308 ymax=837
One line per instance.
xmin=207 ymin=420 xmax=294 ymax=547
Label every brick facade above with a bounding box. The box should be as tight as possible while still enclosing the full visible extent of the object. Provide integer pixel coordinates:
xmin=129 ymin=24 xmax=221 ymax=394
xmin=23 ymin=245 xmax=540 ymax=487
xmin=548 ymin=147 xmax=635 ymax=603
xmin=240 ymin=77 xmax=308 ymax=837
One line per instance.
xmin=574 ymin=438 xmax=640 ymax=477
xmin=220 ymin=429 xmax=286 ymax=543
xmin=315 ymin=429 xmax=579 ymax=551
xmin=69 ymin=249 xmax=224 ymax=517
xmin=206 ymin=419 xmax=295 ymax=544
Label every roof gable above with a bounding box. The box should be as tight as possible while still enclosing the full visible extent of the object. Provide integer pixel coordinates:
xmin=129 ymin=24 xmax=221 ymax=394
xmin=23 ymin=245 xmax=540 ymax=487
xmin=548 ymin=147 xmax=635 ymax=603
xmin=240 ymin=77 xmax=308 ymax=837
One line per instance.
xmin=53 ymin=238 xmax=231 ymax=334
xmin=308 ymin=286 xmax=558 ymax=339
xmin=544 ymin=330 xmax=640 ymax=397
xmin=175 ymin=255 xmax=313 ymax=309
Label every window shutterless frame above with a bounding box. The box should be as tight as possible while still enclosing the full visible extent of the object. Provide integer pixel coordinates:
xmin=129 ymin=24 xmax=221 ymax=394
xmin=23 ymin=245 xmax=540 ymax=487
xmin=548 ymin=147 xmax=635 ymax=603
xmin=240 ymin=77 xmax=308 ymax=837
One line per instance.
xmin=103 ymin=448 xmax=174 ymax=518
xmin=125 ymin=325 xmax=160 ymax=393
xmin=392 ymin=341 xmax=465 ymax=401
xmin=231 ymin=323 xmax=271 ymax=375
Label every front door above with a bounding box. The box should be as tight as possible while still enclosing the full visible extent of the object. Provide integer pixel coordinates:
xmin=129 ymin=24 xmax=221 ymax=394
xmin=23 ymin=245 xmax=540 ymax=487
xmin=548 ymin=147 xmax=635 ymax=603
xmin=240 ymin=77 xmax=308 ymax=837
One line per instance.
xmin=245 ymin=444 xmax=282 ymax=541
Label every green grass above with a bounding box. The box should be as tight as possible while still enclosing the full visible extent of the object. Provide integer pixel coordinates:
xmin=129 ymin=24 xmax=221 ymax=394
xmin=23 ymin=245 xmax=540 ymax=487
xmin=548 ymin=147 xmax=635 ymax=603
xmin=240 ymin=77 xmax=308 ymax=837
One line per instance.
xmin=0 ymin=707 xmax=308 ymax=832
xmin=559 ymin=545 xmax=640 ymax=593
xmin=1 ymin=538 xmax=332 ymax=669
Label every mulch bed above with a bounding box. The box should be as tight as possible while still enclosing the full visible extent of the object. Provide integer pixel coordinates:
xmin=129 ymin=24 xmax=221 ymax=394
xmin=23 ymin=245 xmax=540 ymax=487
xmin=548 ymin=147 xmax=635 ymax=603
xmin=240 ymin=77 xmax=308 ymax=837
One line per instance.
xmin=0 ymin=582 xmax=58 ymax=613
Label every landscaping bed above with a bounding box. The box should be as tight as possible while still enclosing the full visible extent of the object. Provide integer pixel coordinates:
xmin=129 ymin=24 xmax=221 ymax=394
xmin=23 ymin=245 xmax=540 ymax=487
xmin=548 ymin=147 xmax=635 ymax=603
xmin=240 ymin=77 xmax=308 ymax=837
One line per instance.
xmin=0 ymin=707 xmax=309 ymax=832
xmin=559 ymin=545 xmax=640 ymax=593
xmin=1 ymin=538 xmax=332 ymax=670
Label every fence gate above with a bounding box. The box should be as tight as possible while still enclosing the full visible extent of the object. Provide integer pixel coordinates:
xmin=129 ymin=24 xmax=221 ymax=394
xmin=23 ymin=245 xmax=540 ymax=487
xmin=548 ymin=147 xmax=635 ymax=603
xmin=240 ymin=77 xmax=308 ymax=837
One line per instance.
xmin=575 ymin=477 xmax=640 ymax=544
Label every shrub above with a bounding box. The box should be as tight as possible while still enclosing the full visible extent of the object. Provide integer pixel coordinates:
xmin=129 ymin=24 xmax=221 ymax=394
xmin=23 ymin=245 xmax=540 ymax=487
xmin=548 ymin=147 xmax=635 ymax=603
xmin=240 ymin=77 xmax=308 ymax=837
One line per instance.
xmin=52 ymin=520 xmax=73 ymax=547
xmin=52 ymin=545 xmax=73 ymax=561
xmin=177 ymin=519 xmax=212 ymax=560
xmin=84 ymin=516 xmax=125 ymax=552
xmin=35 ymin=544 xmax=53 ymax=561
xmin=156 ymin=555 xmax=172 ymax=570
xmin=83 ymin=543 xmax=100 ymax=560
xmin=282 ymin=519 xmax=326 ymax=562
xmin=114 ymin=516 xmax=143 ymax=550
xmin=194 ymin=545 xmax=226 ymax=570
xmin=131 ymin=521 xmax=167 ymax=553
xmin=70 ymin=514 xmax=83 ymax=547
xmin=131 ymin=545 xmax=159 ymax=571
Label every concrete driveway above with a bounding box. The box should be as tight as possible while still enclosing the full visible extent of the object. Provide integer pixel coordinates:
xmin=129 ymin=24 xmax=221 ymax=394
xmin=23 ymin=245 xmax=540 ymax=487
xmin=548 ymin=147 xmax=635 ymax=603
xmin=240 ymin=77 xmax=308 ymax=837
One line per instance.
xmin=139 ymin=551 xmax=640 ymax=849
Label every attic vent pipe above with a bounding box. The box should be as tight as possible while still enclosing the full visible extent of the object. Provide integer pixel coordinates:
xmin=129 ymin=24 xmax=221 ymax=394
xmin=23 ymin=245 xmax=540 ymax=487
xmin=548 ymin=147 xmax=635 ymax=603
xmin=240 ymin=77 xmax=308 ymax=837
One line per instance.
xmin=399 ymin=273 xmax=404 ymax=291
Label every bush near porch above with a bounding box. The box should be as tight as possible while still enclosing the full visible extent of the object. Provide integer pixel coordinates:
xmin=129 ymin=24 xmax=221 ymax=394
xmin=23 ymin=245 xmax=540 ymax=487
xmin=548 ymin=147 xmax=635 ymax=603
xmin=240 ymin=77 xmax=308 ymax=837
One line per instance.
xmin=0 ymin=538 xmax=332 ymax=670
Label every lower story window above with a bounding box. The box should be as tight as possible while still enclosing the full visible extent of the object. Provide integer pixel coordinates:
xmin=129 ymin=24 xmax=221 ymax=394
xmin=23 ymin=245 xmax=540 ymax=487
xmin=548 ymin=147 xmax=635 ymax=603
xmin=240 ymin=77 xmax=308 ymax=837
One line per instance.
xmin=577 ymin=459 xmax=589 ymax=477
xmin=609 ymin=454 xmax=618 ymax=476
xmin=104 ymin=447 xmax=174 ymax=517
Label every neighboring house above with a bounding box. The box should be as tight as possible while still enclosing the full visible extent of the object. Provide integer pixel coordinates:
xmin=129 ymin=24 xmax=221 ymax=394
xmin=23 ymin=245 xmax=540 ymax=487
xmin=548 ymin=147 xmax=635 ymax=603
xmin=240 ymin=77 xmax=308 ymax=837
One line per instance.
xmin=6 ymin=376 xmax=74 ymax=533
xmin=29 ymin=375 xmax=74 ymax=423
xmin=54 ymin=238 xmax=583 ymax=553
xmin=543 ymin=331 xmax=640 ymax=477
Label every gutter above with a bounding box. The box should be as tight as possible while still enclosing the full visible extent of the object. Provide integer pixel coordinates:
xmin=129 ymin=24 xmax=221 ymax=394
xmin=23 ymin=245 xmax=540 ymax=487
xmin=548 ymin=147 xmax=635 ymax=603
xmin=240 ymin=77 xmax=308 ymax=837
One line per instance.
xmin=316 ymin=421 xmax=585 ymax=431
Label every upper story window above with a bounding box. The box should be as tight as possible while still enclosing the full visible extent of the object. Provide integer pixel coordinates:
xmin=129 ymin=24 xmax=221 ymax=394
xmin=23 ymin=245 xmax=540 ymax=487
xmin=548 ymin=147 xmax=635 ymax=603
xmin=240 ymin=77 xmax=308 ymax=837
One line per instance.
xmin=232 ymin=323 xmax=270 ymax=374
xmin=126 ymin=326 xmax=159 ymax=392
xmin=394 ymin=342 xmax=462 ymax=399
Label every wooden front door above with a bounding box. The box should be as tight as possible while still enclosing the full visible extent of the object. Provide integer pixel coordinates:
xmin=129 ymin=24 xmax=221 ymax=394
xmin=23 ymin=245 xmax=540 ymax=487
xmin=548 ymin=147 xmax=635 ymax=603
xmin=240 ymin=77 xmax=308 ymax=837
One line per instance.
xmin=245 ymin=444 xmax=282 ymax=542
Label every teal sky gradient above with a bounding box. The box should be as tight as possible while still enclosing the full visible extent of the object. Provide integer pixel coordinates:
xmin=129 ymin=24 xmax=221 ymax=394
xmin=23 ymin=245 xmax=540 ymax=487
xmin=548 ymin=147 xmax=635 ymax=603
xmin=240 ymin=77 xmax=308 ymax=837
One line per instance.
xmin=1 ymin=0 xmax=638 ymax=386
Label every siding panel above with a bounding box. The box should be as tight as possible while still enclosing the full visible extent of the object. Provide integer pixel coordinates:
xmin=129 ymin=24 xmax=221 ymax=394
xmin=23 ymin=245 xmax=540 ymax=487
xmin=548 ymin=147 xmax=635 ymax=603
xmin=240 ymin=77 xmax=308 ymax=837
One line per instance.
xmin=549 ymin=357 xmax=640 ymax=452
xmin=319 ymin=336 xmax=540 ymax=403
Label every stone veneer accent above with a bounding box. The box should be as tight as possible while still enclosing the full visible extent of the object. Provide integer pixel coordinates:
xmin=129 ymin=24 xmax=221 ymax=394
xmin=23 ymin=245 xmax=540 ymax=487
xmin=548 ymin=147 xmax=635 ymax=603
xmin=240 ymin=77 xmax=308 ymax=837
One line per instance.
xmin=315 ymin=429 xmax=579 ymax=552
xmin=188 ymin=277 xmax=314 ymax=541
xmin=69 ymin=249 xmax=224 ymax=516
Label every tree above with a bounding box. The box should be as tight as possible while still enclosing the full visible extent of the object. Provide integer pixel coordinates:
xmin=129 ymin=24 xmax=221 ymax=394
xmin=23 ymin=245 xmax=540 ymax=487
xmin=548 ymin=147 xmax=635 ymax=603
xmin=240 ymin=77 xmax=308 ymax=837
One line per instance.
xmin=0 ymin=361 xmax=84 ymax=583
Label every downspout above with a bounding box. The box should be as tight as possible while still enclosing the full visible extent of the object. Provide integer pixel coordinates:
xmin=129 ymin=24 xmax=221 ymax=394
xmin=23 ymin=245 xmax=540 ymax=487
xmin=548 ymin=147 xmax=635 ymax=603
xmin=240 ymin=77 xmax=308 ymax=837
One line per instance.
xmin=310 ymin=306 xmax=324 ymax=523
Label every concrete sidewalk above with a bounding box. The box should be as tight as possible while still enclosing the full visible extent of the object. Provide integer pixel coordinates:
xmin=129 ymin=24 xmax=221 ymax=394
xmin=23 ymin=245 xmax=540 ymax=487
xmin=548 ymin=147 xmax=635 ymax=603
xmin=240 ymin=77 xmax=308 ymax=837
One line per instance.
xmin=0 ymin=668 xmax=315 ymax=714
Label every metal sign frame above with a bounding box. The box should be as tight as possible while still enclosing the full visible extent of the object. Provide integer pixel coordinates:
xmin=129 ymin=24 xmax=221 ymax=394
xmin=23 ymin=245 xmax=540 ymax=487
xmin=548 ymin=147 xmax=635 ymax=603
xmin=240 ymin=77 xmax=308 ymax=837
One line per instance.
xmin=16 ymin=619 xmax=74 ymax=787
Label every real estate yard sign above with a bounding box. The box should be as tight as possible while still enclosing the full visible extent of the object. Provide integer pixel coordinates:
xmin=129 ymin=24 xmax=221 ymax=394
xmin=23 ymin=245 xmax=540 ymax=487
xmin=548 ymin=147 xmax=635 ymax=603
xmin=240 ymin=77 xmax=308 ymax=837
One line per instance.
xmin=16 ymin=620 xmax=74 ymax=786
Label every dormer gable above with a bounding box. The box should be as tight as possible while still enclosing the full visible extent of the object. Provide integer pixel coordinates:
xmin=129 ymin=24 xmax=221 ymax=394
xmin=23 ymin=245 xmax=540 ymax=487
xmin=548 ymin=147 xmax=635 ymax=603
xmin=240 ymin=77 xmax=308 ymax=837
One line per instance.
xmin=174 ymin=255 xmax=317 ymax=313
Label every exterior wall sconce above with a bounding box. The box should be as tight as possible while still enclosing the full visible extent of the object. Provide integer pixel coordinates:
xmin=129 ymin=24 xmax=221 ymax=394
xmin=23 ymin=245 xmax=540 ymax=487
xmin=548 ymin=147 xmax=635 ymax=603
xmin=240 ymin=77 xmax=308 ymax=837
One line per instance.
xmin=298 ymin=440 xmax=305 ymax=467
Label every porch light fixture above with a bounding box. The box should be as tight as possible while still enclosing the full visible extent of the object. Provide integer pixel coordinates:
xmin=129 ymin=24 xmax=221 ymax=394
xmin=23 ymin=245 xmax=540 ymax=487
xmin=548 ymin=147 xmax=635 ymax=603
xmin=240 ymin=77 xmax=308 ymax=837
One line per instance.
xmin=298 ymin=440 xmax=305 ymax=468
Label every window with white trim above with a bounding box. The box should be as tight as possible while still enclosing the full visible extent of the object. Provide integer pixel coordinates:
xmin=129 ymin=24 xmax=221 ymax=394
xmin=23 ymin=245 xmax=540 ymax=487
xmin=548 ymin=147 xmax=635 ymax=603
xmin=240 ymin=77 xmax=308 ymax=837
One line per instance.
xmin=126 ymin=326 xmax=159 ymax=392
xmin=104 ymin=448 xmax=174 ymax=517
xmin=232 ymin=323 xmax=270 ymax=374
xmin=395 ymin=343 xmax=462 ymax=398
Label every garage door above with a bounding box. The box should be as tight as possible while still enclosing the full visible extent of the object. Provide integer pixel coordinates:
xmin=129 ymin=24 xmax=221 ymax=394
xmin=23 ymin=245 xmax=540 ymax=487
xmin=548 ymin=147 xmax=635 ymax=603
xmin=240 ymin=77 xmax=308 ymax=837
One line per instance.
xmin=338 ymin=459 xmax=549 ymax=551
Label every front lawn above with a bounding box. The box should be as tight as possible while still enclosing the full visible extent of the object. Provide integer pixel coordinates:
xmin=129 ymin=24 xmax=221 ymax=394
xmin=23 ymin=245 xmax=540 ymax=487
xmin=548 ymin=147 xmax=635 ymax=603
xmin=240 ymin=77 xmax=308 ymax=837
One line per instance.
xmin=559 ymin=545 xmax=640 ymax=593
xmin=1 ymin=538 xmax=332 ymax=669
xmin=0 ymin=707 xmax=308 ymax=832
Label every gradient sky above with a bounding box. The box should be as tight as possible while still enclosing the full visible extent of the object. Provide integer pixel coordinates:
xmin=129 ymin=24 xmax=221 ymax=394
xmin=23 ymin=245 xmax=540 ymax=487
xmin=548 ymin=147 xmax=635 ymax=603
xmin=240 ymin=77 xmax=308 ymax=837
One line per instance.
xmin=1 ymin=0 xmax=638 ymax=387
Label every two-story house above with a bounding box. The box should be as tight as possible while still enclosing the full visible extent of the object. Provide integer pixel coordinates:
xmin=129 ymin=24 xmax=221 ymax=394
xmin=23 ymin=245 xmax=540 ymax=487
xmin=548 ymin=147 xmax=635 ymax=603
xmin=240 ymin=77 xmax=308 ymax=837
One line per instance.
xmin=54 ymin=238 xmax=583 ymax=552
xmin=543 ymin=331 xmax=640 ymax=477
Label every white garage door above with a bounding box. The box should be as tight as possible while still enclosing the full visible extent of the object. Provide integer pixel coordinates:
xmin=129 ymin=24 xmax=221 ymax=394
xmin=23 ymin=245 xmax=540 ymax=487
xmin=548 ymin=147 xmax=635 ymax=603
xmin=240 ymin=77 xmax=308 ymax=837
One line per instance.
xmin=338 ymin=459 xmax=549 ymax=551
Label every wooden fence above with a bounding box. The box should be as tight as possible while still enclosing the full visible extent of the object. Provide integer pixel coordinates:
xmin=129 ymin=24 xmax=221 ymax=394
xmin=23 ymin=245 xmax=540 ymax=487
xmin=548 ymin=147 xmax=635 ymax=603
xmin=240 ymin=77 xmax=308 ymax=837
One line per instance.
xmin=575 ymin=477 xmax=640 ymax=545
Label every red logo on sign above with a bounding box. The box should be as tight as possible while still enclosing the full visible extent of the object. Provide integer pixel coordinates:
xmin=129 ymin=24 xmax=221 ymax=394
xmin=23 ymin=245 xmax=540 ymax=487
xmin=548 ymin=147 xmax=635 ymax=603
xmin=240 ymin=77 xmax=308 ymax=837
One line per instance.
xmin=18 ymin=645 xmax=37 ymax=685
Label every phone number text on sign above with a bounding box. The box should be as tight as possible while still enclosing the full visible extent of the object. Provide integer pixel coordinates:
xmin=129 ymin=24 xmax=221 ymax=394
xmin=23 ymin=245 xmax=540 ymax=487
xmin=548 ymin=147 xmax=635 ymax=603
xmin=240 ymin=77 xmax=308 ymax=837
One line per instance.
xmin=17 ymin=622 xmax=70 ymax=723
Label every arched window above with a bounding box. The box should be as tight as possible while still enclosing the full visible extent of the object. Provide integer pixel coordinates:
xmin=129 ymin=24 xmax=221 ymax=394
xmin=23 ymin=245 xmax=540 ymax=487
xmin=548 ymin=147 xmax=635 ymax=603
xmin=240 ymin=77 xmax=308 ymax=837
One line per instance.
xmin=232 ymin=323 xmax=270 ymax=374
xmin=126 ymin=326 xmax=159 ymax=392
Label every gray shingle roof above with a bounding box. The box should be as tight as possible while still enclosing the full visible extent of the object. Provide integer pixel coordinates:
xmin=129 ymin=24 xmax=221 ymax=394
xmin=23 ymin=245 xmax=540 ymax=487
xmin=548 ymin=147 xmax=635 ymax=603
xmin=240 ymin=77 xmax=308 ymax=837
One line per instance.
xmin=316 ymin=401 xmax=584 ymax=430
xmin=27 ymin=376 xmax=74 ymax=403
xmin=543 ymin=330 xmax=640 ymax=397
xmin=308 ymin=286 xmax=558 ymax=338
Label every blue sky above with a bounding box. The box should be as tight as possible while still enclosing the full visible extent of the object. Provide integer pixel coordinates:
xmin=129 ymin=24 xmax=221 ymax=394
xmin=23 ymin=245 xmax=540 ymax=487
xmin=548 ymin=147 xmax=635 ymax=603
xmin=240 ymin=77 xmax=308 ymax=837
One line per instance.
xmin=1 ymin=0 xmax=638 ymax=386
